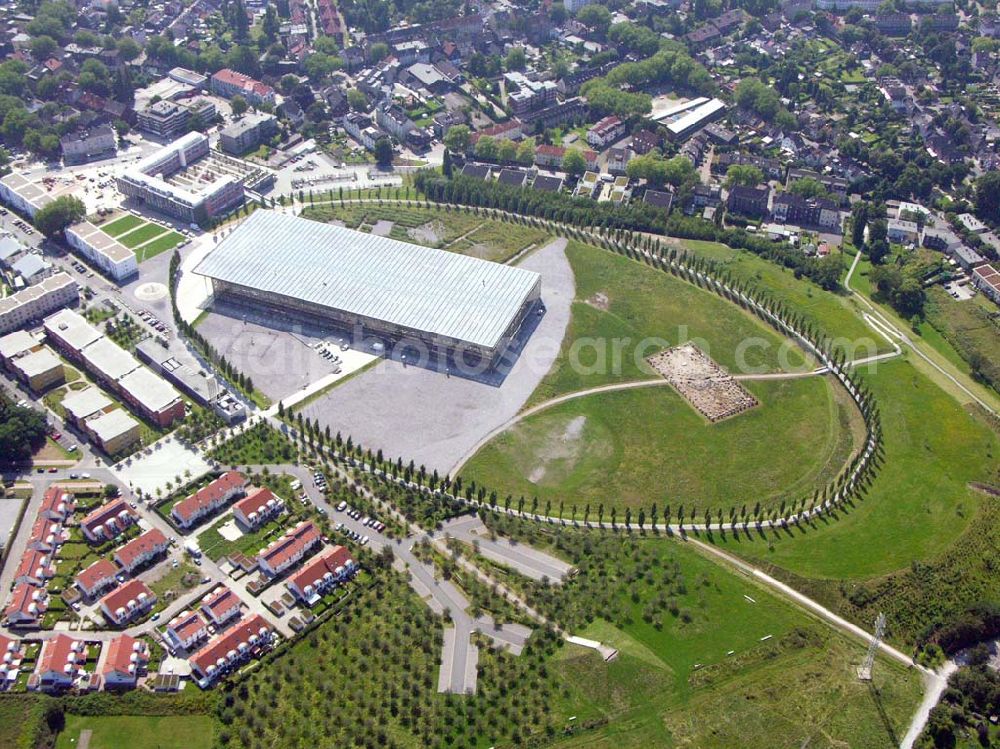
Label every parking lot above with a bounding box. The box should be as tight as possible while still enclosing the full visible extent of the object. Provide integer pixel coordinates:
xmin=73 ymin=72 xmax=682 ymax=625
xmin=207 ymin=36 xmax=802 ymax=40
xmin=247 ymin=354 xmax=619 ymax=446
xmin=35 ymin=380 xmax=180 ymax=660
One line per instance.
xmin=296 ymin=239 xmax=574 ymax=473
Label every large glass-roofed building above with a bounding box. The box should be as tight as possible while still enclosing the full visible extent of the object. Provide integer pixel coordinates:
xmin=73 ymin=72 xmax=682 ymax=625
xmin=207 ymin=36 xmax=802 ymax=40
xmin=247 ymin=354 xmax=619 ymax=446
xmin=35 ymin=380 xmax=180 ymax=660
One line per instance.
xmin=194 ymin=210 xmax=542 ymax=366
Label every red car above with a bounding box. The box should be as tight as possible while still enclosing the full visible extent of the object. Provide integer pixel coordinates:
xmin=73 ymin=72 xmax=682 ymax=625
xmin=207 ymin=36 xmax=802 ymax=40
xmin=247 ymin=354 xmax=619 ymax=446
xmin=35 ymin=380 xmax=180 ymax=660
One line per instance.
xmin=49 ymin=432 xmax=61 ymax=440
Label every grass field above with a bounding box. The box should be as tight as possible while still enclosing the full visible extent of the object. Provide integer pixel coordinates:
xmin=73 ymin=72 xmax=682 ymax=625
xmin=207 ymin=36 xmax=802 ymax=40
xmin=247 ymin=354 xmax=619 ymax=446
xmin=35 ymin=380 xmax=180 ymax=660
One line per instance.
xmin=710 ymin=357 xmax=999 ymax=581
xmin=463 ymin=374 xmax=855 ymax=513
xmin=528 ymin=241 xmax=813 ymax=405
xmin=0 ymin=695 xmax=43 ymax=749
xmin=682 ymin=240 xmax=891 ymax=356
xmin=54 ymin=714 xmax=216 ymax=749
xmin=924 ymin=286 xmax=1000 ymax=394
xmin=116 ymin=222 xmax=171 ymax=248
xmin=134 ymin=232 xmax=184 ymax=262
xmin=102 ymin=214 xmax=143 ymax=237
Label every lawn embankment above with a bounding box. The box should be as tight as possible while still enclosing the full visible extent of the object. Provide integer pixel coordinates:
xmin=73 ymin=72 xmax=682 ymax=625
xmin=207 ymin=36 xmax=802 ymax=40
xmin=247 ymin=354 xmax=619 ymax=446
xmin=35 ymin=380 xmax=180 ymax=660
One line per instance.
xmin=54 ymin=714 xmax=216 ymax=749
xmin=528 ymin=240 xmax=812 ymax=404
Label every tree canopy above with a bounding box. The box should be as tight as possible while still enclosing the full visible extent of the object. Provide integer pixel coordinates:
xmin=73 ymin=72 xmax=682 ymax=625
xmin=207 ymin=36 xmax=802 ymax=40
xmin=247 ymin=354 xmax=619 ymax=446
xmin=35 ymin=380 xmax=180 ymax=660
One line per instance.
xmin=0 ymin=396 xmax=48 ymax=464
xmin=33 ymin=195 xmax=85 ymax=236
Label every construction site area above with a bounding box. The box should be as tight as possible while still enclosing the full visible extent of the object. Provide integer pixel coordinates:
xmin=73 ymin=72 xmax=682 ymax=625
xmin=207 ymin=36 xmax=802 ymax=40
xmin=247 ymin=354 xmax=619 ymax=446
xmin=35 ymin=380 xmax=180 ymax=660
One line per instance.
xmin=646 ymin=343 xmax=759 ymax=422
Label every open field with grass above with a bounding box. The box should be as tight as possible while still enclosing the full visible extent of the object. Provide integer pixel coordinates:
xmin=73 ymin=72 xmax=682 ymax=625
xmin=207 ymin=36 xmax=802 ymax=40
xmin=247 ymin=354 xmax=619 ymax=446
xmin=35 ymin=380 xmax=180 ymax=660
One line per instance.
xmin=528 ymin=241 xmax=812 ymax=405
xmin=682 ymin=240 xmax=890 ymax=356
xmin=134 ymin=232 xmax=184 ymax=262
xmin=0 ymin=695 xmax=44 ymax=749
xmin=101 ymin=214 xmax=143 ymax=237
xmin=116 ymin=222 xmax=172 ymax=248
xmin=54 ymin=714 xmax=216 ymax=749
xmin=463 ymin=374 xmax=856 ymax=513
xmin=709 ymin=357 xmax=998 ymax=579
xmin=924 ymin=286 xmax=1000 ymax=394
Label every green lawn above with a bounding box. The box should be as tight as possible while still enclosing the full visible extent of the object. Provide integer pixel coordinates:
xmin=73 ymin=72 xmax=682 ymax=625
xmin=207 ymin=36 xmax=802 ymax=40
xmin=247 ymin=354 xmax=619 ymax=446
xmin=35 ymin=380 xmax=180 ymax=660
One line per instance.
xmin=463 ymin=374 xmax=856 ymax=514
xmin=54 ymin=714 xmax=216 ymax=749
xmin=528 ymin=241 xmax=812 ymax=405
xmin=710 ymin=357 xmax=998 ymax=581
xmin=196 ymin=510 xmax=292 ymax=562
xmin=101 ymin=214 xmax=144 ymax=237
xmin=134 ymin=232 xmax=185 ymax=262
xmin=115 ymin=223 xmax=170 ymax=249
xmin=682 ymin=240 xmax=891 ymax=356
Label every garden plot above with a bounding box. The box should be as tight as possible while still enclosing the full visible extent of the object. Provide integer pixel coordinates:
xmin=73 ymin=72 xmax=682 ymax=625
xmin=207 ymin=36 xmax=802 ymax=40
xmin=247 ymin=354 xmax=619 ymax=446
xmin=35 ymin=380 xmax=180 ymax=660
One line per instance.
xmin=646 ymin=343 xmax=758 ymax=422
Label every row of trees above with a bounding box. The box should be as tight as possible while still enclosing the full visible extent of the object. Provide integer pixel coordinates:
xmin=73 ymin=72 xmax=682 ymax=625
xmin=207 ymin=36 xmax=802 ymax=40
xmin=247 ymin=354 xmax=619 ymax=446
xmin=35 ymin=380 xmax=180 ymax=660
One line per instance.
xmin=414 ymin=171 xmax=844 ymax=290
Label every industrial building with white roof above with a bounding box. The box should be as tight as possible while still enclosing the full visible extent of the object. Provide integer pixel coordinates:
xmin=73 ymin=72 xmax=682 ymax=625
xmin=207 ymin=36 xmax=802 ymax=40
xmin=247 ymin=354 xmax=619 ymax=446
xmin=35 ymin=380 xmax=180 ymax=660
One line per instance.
xmin=194 ymin=211 xmax=542 ymax=367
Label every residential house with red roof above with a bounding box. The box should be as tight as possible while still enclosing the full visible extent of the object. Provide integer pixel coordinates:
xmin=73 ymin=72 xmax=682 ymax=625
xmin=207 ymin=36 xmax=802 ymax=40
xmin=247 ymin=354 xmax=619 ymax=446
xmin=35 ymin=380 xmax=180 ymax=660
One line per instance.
xmin=232 ymin=487 xmax=283 ymax=531
xmin=165 ymin=609 xmax=209 ymax=651
xmin=80 ymin=499 xmax=137 ymax=543
xmin=74 ymin=559 xmax=119 ymax=600
xmin=113 ymin=529 xmax=168 ymax=574
xmin=210 ymin=68 xmax=276 ymax=106
xmin=189 ymin=614 xmax=273 ymax=684
xmin=533 ymin=144 xmax=598 ymax=171
xmin=100 ymin=579 xmax=156 ymax=626
xmin=257 ymin=521 xmax=320 ymax=578
xmin=199 ymin=585 xmax=241 ymax=628
xmin=101 ymin=634 xmax=148 ymax=689
xmin=39 ymin=485 xmax=75 ymax=521
xmin=29 ymin=634 xmax=86 ymax=692
xmin=286 ymin=545 xmax=357 ymax=606
xmin=171 ymin=471 xmax=247 ymax=529
xmin=3 ymin=584 xmax=48 ymax=628
xmin=14 ymin=549 xmax=56 ymax=587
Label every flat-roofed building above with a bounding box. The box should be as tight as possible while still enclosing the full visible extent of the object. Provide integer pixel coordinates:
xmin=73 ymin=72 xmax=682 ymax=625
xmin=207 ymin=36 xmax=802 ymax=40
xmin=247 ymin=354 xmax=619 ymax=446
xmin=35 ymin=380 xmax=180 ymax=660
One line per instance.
xmin=81 ymin=337 xmax=141 ymax=386
xmin=973 ymin=263 xmax=1000 ymax=305
xmin=219 ymin=112 xmax=278 ymax=155
xmin=100 ymin=579 xmax=156 ymax=626
xmin=9 ymin=347 xmax=63 ymax=391
xmin=114 ymin=528 xmax=168 ymax=574
xmin=117 ymin=366 xmax=185 ymax=427
xmin=116 ymin=132 xmax=245 ymax=224
xmin=665 ymin=98 xmax=726 ymax=141
xmin=65 ymin=222 xmax=138 ymax=282
xmin=0 ymin=330 xmax=38 ymax=364
xmin=194 ymin=211 xmax=542 ymax=369
xmin=171 ymin=471 xmax=247 ymax=529
xmin=80 ymin=499 xmax=137 ymax=543
xmin=43 ymin=308 xmax=102 ymax=359
xmin=85 ymin=408 xmax=141 ymax=455
xmin=0 ymin=273 xmax=79 ymax=335
xmin=60 ymin=124 xmax=117 ymax=165
xmin=62 ymin=387 xmax=114 ymax=428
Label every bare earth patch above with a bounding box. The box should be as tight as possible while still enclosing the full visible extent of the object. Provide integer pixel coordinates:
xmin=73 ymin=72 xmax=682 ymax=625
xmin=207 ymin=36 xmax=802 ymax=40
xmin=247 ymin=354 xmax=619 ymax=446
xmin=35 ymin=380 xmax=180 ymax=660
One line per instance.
xmin=407 ymin=221 xmax=444 ymax=246
xmin=586 ymin=291 xmax=610 ymax=311
xmin=527 ymin=415 xmax=587 ymax=483
xmin=646 ymin=343 xmax=758 ymax=422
